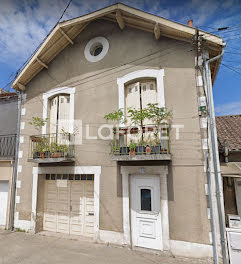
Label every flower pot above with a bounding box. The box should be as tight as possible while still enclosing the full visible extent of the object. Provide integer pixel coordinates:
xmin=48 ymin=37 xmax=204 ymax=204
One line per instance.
xmin=33 ymin=152 xmax=39 ymax=159
xmin=136 ymin=145 xmax=145 ymax=155
xmin=31 ymin=136 xmax=42 ymax=143
xmin=120 ymin=146 xmax=129 ymax=155
xmin=39 ymin=152 xmax=45 ymax=158
xmin=162 ymin=148 xmax=168 ymax=153
xmin=154 ymin=145 xmax=161 ymax=154
xmin=129 ymin=149 xmax=136 ymax=156
xmin=146 ymin=146 xmax=151 ymax=155
xmin=45 ymin=151 xmax=50 ymax=158
xmin=51 ymin=152 xmax=62 ymax=158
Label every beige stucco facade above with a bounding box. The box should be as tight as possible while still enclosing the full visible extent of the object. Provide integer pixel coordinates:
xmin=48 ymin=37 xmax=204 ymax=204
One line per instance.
xmin=15 ymin=19 xmax=212 ymax=258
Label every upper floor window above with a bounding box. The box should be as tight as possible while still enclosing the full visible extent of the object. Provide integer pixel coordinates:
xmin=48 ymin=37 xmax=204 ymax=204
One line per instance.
xmin=49 ymin=94 xmax=70 ymax=134
xmin=125 ymin=79 xmax=157 ymax=125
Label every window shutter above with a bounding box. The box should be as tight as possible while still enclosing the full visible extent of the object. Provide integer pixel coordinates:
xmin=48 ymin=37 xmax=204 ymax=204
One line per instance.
xmin=58 ymin=95 xmax=70 ymax=133
xmin=50 ymin=97 xmax=58 ymax=134
xmin=125 ymin=82 xmax=140 ymax=126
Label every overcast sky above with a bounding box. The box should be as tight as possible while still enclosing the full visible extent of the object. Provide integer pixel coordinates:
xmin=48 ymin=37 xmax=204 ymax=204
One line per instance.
xmin=0 ymin=0 xmax=241 ymax=116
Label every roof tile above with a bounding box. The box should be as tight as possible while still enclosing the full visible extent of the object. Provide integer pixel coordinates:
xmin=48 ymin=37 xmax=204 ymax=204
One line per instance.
xmin=216 ymin=115 xmax=241 ymax=151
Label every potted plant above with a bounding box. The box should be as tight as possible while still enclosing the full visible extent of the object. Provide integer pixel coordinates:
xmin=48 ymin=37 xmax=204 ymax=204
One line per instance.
xmin=127 ymin=107 xmax=149 ymax=155
xmin=58 ymin=144 xmax=69 ymax=157
xmin=146 ymin=103 xmax=172 ymax=154
xmin=44 ymin=142 xmax=51 ymax=158
xmin=146 ymin=144 xmax=152 ymax=155
xmin=129 ymin=141 xmax=136 ymax=156
xmin=33 ymin=147 xmax=39 ymax=159
xmin=136 ymin=138 xmax=146 ymax=155
xmin=104 ymin=109 xmax=127 ymax=155
xmin=50 ymin=142 xmax=62 ymax=158
xmin=29 ymin=117 xmax=48 ymax=139
xmin=29 ymin=117 xmax=48 ymax=158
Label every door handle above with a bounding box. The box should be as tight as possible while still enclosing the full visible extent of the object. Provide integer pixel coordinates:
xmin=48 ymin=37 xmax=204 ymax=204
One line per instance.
xmin=88 ymin=213 xmax=94 ymax=216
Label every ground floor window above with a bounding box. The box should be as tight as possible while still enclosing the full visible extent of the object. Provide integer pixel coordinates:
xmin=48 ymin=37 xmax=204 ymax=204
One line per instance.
xmin=45 ymin=174 xmax=94 ymax=181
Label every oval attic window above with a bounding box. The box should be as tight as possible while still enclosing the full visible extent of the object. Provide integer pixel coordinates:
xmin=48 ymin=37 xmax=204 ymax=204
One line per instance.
xmin=84 ymin=37 xmax=109 ymax=63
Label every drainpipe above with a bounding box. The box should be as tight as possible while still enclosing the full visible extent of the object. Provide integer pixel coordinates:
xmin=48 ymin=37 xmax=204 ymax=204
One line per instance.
xmin=203 ymin=45 xmax=227 ymax=264
xmin=10 ymin=91 xmax=22 ymax=230
xmin=205 ymin=152 xmax=218 ymax=264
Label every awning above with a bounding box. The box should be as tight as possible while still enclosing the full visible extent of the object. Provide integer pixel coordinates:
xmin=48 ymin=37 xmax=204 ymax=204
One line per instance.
xmin=221 ymin=162 xmax=241 ymax=178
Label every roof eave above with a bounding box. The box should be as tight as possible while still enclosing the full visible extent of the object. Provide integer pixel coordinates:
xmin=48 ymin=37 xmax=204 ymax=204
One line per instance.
xmin=12 ymin=3 xmax=224 ymax=90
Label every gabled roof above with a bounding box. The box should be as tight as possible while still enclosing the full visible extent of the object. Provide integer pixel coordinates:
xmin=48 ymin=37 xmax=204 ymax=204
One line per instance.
xmin=12 ymin=3 xmax=224 ymax=90
xmin=216 ymin=115 xmax=241 ymax=151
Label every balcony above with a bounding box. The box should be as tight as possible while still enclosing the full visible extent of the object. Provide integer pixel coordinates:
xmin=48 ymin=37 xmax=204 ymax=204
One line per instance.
xmin=0 ymin=134 xmax=16 ymax=160
xmin=28 ymin=133 xmax=75 ymax=163
xmin=110 ymin=125 xmax=171 ymax=161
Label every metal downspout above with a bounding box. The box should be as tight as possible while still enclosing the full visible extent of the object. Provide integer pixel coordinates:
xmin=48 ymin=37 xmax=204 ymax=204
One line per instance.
xmin=204 ymin=46 xmax=227 ymax=264
xmin=205 ymin=152 xmax=218 ymax=264
xmin=10 ymin=91 xmax=22 ymax=230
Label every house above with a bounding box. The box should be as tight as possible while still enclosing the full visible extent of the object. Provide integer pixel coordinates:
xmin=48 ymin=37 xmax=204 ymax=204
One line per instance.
xmin=0 ymin=92 xmax=18 ymax=229
xmin=11 ymin=3 xmax=225 ymax=261
xmin=216 ymin=114 xmax=241 ymax=263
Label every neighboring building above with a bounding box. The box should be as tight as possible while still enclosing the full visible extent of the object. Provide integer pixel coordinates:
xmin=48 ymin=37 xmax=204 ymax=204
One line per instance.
xmin=0 ymin=89 xmax=7 ymax=94
xmin=0 ymin=92 xmax=18 ymax=229
xmin=216 ymin=114 xmax=241 ymax=264
xmin=11 ymin=3 xmax=225 ymax=261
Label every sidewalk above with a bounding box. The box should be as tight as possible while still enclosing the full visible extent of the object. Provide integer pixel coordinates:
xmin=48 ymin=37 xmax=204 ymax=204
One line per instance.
xmin=0 ymin=230 xmax=212 ymax=264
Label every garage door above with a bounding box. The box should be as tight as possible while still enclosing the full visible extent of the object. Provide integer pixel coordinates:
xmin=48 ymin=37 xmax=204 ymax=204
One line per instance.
xmin=44 ymin=174 xmax=94 ymax=237
xmin=0 ymin=181 xmax=9 ymax=226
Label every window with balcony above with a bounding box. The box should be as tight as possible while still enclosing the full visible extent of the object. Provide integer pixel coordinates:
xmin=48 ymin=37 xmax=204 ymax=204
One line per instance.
xmin=29 ymin=91 xmax=75 ymax=163
xmin=108 ymin=76 xmax=171 ymax=160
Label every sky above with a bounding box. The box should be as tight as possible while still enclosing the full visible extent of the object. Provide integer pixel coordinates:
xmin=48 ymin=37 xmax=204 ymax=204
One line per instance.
xmin=0 ymin=0 xmax=241 ymax=116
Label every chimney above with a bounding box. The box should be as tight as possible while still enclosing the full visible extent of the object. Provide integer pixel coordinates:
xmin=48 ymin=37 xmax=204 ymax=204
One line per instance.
xmin=187 ymin=19 xmax=193 ymax=27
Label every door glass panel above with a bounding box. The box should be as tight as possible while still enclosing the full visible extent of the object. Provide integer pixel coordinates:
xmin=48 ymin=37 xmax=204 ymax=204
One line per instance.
xmin=141 ymin=189 xmax=152 ymax=211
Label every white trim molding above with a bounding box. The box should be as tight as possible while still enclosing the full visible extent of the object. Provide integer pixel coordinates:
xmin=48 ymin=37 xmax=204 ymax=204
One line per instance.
xmin=29 ymin=166 xmax=101 ymax=237
xmin=120 ymin=165 xmax=169 ymax=250
xmin=196 ymin=75 xmax=203 ymax=87
xmin=42 ymin=86 xmax=75 ymax=134
xmin=117 ymin=69 xmax=165 ymax=119
xmin=21 ymin=108 xmax=26 ymax=116
xmin=15 ymin=196 xmax=20 ymax=204
xmin=18 ymin=165 xmax=22 ymax=173
xmin=18 ymin=151 xmax=23 ymax=159
xmin=16 ymin=180 xmax=21 ymax=189
xmin=20 ymin=122 xmax=25 ymax=130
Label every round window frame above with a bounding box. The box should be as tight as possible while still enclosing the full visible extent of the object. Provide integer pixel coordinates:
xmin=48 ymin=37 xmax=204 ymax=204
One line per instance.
xmin=84 ymin=37 xmax=109 ymax=63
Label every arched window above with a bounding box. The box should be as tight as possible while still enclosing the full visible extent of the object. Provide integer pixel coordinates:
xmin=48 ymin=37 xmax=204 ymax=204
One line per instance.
xmin=42 ymin=87 xmax=75 ymax=135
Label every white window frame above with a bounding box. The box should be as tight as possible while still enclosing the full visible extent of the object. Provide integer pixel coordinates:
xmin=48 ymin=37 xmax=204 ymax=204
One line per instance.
xmin=117 ymin=69 xmax=165 ymax=126
xmin=42 ymin=87 xmax=75 ymax=134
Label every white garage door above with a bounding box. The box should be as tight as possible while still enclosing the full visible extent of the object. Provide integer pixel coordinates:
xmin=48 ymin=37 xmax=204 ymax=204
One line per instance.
xmin=44 ymin=174 xmax=94 ymax=237
xmin=0 ymin=181 xmax=9 ymax=226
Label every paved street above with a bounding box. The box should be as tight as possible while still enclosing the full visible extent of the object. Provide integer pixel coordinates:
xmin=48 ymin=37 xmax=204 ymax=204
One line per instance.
xmin=0 ymin=230 xmax=211 ymax=264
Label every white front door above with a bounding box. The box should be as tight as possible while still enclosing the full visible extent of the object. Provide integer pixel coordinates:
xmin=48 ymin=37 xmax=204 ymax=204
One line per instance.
xmin=131 ymin=175 xmax=162 ymax=250
xmin=0 ymin=181 xmax=9 ymax=226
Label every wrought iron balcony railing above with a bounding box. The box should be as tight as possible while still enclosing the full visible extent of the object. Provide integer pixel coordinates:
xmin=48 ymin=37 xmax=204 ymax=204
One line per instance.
xmin=29 ymin=133 xmax=74 ymax=162
xmin=110 ymin=125 xmax=170 ymax=158
xmin=0 ymin=134 xmax=16 ymax=159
